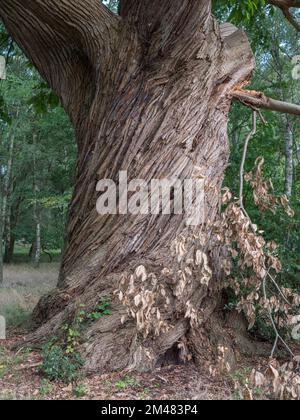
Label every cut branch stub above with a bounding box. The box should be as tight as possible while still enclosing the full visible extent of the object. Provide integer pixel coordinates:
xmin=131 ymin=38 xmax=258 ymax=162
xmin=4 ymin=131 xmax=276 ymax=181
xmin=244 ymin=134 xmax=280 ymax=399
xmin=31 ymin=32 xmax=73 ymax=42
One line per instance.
xmin=232 ymin=89 xmax=300 ymax=116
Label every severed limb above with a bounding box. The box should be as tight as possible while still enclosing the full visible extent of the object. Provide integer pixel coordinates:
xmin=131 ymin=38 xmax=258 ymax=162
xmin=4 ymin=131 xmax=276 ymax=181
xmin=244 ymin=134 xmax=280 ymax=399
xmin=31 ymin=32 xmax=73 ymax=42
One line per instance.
xmin=232 ymin=89 xmax=300 ymax=117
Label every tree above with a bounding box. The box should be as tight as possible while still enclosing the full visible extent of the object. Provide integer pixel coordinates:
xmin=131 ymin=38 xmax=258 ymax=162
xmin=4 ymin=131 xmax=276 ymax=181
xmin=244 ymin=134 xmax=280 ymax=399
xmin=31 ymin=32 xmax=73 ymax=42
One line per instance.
xmin=221 ymin=7 xmax=300 ymax=351
xmin=0 ymin=44 xmax=76 ymax=268
xmin=0 ymin=0 xmax=299 ymax=372
xmin=0 ymin=115 xmax=17 ymax=283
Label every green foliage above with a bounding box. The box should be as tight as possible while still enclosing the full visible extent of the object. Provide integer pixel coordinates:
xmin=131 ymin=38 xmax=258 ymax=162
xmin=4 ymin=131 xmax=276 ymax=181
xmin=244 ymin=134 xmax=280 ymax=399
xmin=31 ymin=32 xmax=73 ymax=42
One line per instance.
xmin=0 ymin=45 xmax=76 ymax=260
xmin=28 ymin=82 xmax=60 ymax=115
xmin=115 ymin=376 xmax=140 ymax=390
xmin=42 ymin=342 xmax=83 ymax=384
xmin=230 ymin=367 xmax=252 ymax=387
xmin=39 ymin=379 xmax=53 ymax=398
xmin=0 ymin=93 xmax=10 ymax=123
xmin=87 ymin=297 xmax=112 ymax=320
xmin=62 ymin=307 xmax=86 ymax=353
xmin=213 ymin=0 xmax=276 ymax=51
xmin=0 ymin=26 xmax=10 ymax=49
xmin=211 ymin=3 xmax=300 ymax=342
xmin=73 ymin=384 xmax=88 ymax=398
xmin=215 ymin=0 xmax=267 ymax=23
xmin=40 ymin=299 xmax=113 ymax=384
xmin=41 ymin=308 xmax=86 ymax=384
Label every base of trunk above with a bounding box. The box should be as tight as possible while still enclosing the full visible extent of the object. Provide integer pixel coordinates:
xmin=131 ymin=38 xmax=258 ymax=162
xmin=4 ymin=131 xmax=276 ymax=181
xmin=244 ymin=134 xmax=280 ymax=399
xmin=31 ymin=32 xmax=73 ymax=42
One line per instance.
xmin=23 ymin=272 xmax=271 ymax=374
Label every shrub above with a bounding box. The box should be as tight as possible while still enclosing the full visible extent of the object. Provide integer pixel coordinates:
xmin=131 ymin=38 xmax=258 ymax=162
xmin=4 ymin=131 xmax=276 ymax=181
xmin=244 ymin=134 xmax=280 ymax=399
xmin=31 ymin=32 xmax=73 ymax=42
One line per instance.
xmin=42 ymin=342 xmax=83 ymax=384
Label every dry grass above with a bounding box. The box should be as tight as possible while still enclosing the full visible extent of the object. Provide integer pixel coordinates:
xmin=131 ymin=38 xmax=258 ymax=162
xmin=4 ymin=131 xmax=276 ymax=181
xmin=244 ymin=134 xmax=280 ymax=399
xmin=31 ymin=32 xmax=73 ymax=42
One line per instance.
xmin=0 ymin=263 xmax=59 ymax=327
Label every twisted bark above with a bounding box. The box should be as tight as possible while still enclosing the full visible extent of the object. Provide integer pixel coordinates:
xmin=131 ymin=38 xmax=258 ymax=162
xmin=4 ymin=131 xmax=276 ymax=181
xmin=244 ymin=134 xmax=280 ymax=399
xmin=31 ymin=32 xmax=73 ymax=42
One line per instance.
xmin=1 ymin=1 xmax=255 ymax=372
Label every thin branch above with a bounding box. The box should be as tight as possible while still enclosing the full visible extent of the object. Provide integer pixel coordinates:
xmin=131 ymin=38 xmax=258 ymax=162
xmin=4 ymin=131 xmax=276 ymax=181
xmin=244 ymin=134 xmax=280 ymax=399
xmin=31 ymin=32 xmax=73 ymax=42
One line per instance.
xmin=271 ymin=335 xmax=279 ymax=358
xmin=263 ymin=273 xmax=295 ymax=359
xmin=237 ymin=113 xmax=295 ymax=357
xmin=268 ymin=272 xmax=291 ymax=307
xmin=15 ymin=362 xmax=42 ymax=371
xmin=268 ymin=0 xmax=300 ymax=31
xmin=281 ymin=6 xmax=300 ymax=31
xmin=239 ymin=111 xmax=257 ymax=216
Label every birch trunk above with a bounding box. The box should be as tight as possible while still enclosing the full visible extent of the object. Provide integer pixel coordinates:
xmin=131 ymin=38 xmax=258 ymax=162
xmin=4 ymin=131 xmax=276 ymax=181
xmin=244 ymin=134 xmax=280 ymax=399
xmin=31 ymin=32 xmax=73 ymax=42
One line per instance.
xmin=32 ymin=134 xmax=42 ymax=267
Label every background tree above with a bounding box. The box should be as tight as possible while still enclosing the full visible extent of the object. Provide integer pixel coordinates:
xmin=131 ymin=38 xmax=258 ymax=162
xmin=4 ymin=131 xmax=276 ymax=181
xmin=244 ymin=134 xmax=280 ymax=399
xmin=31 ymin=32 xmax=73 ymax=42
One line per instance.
xmin=0 ymin=45 xmax=76 ymax=274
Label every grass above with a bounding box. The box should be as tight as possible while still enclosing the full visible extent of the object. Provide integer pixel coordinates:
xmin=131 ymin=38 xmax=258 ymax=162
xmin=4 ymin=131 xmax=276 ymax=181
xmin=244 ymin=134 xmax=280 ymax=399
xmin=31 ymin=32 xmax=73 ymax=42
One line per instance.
xmin=0 ymin=346 xmax=41 ymax=400
xmin=115 ymin=376 xmax=140 ymax=390
xmin=13 ymin=245 xmax=61 ymax=264
xmin=73 ymin=385 xmax=88 ymax=398
xmin=39 ymin=379 xmax=54 ymax=398
xmin=0 ymin=347 xmax=31 ymax=379
xmin=0 ymin=262 xmax=59 ymax=327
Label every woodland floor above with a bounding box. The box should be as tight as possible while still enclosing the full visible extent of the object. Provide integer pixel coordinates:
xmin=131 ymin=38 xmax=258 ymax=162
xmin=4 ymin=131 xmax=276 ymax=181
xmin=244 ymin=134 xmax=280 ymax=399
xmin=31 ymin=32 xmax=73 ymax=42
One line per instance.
xmin=0 ymin=328 xmax=280 ymax=400
xmin=0 ymin=330 xmax=235 ymax=400
xmin=0 ymin=261 xmax=291 ymax=400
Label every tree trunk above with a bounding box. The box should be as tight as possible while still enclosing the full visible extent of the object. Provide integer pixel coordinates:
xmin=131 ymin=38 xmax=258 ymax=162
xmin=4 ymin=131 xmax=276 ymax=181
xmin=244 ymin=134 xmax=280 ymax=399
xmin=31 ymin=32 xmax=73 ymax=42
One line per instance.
xmin=42 ymin=247 xmax=53 ymax=263
xmin=0 ymin=120 xmax=16 ymax=283
xmin=4 ymin=195 xmax=23 ymax=264
xmin=3 ymin=234 xmax=15 ymax=264
xmin=32 ymin=133 xmax=42 ymax=268
xmin=0 ymin=1 xmax=254 ymax=372
xmin=283 ymin=117 xmax=294 ymax=197
xmin=32 ymin=223 xmax=41 ymax=267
